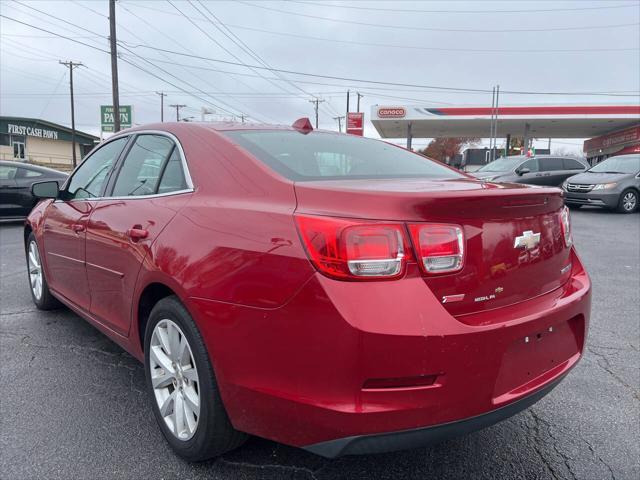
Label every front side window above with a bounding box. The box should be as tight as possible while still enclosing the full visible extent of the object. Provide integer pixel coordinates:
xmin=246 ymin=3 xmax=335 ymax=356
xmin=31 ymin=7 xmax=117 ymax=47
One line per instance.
xmin=111 ymin=135 xmax=175 ymax=197
xmin=66 ymin=137 xmax=128 ymax=200
xmin=0 ymin=165 xmax=18 ymax=180
xmin=519 ymin=159 xmax=539 ymax=172
xmin=225 ymin=131 xmax=463 ymax=181
xmin=539 ymin=158 xmax=564 ymax=171
xmin=477 ymin=156 xmax=525 ymax=173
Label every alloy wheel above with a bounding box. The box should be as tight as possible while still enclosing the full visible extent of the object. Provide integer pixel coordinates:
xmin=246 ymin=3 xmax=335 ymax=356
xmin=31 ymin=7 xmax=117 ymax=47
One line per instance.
xmin=28 ymin=241 xmax=43 ymax=300
xmin=622 ymin=192 xmax=637 ymax=212
xmin=149 ymin=319 xmax=200 ymax=440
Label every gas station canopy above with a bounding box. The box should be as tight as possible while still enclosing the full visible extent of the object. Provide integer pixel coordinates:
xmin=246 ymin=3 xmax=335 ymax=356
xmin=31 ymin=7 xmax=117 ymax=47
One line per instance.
xmin=371 ymin=105 xmax=640 ymax=139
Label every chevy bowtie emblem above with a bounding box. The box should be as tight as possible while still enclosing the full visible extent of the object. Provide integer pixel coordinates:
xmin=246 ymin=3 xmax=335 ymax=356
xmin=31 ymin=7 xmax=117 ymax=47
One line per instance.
xmin=514 ymin=230 xmax=541 ymax=250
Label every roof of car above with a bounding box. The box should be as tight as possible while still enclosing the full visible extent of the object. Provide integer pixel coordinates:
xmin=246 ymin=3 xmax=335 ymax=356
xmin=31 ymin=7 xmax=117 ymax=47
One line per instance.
xmin=0 ymin=160 xmax=68 ymax=175
xmin=122 ymin=121 xmax=337 ymax=134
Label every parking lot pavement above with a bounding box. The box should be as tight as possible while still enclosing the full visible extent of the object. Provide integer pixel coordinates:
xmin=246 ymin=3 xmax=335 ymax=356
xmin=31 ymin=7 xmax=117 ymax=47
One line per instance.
xmin=1 ymin=208 xmax=638 ymax=480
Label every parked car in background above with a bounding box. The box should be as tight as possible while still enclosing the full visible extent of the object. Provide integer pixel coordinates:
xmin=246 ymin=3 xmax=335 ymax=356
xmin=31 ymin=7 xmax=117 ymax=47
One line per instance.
xmin=24 ymin=121 xmax=590 ymax=461
xmin=0 ymin=160 xmax=67 ymax=220
xmin=470 ymin=155 xmax=588 ymax=187
xmin=563 ymin=154 xmax=640 ymax=213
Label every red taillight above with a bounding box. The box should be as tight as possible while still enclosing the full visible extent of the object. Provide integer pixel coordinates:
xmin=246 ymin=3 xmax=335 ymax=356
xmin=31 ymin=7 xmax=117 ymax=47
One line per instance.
xmin=409 ymin=223 xmax=465 ymax=274
xmin=295 ymin=215 xmax=409 ymax=280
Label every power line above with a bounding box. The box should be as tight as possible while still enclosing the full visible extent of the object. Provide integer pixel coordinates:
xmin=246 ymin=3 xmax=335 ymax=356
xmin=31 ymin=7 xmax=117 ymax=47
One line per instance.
xmin=118 ymin=2 xmax=280 ymax=123
xmin=285 ymin=0 xmax=640 ymax=14
xmin=119 ymin=43 xmax=640 ymax=97
xmin=0 ymin=14 xmax=264 ymax=121
xmin=120 ymin=2 xmax=640 ymax=54
xmin=238 ymin=1 xmax=640 ymax=33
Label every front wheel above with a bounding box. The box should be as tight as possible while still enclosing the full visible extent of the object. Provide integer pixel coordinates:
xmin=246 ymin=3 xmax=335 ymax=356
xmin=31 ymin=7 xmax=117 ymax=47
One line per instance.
xmin=617 ymin=189 xmax=638 ymax=213
xmin=144 ymin=296 xmax=247 ymax=461
xmin=25 ymin=233 xmax=61 ymax=310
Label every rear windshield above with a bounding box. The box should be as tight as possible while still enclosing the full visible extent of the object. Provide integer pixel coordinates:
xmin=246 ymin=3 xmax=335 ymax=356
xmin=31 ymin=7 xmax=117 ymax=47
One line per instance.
xmin=224 ymin=130 xmax=463 ymax=181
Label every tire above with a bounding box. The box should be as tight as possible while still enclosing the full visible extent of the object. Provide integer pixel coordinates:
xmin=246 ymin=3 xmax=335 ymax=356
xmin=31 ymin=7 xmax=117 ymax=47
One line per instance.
xmin=144 ymin=295 xmax=247 ymax=461
xmin=566 ymin=203 xmax=582 ymax=210
xmin=25 ymin=233 xmax=61 ymax=310
xmin=617 ymin=189 xmax=638 ymax=214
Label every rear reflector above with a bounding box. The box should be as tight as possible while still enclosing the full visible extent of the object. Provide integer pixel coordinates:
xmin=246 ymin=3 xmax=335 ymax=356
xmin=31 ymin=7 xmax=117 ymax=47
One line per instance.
xmin=295 ymin=215 xmax=409 ymax=280
xmin=363 ymin=374 xmax=439 ymax=390
xmin=409 ymin=223 xmax=465 ymax=274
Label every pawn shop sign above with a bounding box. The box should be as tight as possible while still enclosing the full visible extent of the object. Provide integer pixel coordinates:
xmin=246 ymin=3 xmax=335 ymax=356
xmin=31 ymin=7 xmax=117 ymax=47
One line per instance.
xmin=346 ymin=112 xmax=364 ymax=136
xmin=101 ymin=105 xmax=133 ymax=132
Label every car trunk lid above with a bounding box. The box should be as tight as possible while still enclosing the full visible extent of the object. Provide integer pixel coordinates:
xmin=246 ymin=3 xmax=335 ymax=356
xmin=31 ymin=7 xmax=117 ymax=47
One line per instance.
xmin=294 ymin=178 xmax=572 ymax=316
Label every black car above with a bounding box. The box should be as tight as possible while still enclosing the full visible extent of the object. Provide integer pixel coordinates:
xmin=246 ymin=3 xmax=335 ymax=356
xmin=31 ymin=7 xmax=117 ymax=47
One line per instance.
xmin=563 ymin=154 xmax=640 ymax=213
xmin=470 ymin=155 xmax=589 ymax=187
xmin=0 ymin=161 xmax=68 ymax=220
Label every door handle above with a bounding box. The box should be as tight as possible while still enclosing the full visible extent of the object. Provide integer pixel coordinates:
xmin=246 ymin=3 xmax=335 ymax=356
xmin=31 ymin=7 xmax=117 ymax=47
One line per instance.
xmin=127 ymin=226 xmax=149 ymax=241
xmin=72 ymin=223 xmax=85 ymax=233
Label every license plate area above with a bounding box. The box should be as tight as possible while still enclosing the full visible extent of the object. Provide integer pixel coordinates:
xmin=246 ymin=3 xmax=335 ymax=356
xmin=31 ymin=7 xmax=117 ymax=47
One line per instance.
xmin=493 ymin=315 xmax=584 ymax=402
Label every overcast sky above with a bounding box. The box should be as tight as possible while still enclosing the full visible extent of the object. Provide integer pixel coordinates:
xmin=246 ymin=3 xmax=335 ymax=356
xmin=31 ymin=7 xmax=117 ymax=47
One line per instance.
xmin=1 ymin=0 xmax=639 ymax=152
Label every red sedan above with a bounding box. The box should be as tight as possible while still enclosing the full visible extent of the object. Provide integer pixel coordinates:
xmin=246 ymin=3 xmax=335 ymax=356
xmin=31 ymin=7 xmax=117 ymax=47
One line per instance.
xmin=25 ymin=119 xmax=590 ymax=460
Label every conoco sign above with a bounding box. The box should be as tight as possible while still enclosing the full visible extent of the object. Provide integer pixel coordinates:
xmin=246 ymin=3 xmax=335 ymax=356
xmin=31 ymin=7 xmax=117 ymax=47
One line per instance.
xmin=377 ymin=107 xmax=406 ymax=118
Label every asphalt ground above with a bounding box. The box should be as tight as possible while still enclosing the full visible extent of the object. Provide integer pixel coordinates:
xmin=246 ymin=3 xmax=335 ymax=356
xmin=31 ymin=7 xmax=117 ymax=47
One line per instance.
xmin=1 ymin=208 xmax=639 ymax=480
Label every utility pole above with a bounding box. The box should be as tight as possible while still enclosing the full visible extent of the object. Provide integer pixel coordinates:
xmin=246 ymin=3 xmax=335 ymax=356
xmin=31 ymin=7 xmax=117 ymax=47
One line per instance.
xmin=59 ymin=61 xmax=83 ymax=168
xmin=155 ymin=91 xmax=167 ymax=122
xmin=333 ymin=116 xmax=345 ymax=132
xmin=309 ymin=98 xmax=325 ymax=128
xmin=239 ymin=114 xmax=247 ymax=124
xmin=356 ymin=92 xmax=363 ymax=113
xmin=109 ymin=0 xmax=121 ymax=132
xmin=169 ymin=104 xmax=186 ymax=121
xmin=346 ymin=90 xmax=350 ymax=116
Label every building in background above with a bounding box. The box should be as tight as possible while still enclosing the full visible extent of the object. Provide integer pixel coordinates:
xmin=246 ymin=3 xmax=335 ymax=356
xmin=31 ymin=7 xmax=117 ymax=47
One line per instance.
xmin=0 ymin=116 xmax=99 ymax=170
xmin=583 ymin=125 xmax=640 ymax=164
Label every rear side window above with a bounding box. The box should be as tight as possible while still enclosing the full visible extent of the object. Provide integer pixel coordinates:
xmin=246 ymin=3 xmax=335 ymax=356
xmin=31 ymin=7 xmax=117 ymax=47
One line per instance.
xmin=112 ymin=135 xmax=174 ymax=197
xmin=539 ymin=158 xmax=564 ymax=171
xmin=563 ymin=158 xmax=585 ymax=170
xmin=157 ymin=148 xmax=188 ymax=194
xmin=21 ymin=168 xmax=43 ymax=178
xmin=67 ymin=137 xmax=128 ymax=199
xmin=224 ymin=131 xmax=463 ymax=181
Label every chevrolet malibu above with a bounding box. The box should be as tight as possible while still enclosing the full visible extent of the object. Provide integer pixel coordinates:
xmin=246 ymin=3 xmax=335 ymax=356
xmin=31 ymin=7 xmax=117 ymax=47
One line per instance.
xmin=25 ymin=119 xmax=591 ymax=460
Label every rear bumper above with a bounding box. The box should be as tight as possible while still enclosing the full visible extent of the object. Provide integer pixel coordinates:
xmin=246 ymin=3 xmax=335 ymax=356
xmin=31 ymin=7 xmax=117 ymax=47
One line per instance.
xmin=564 ymin=190 xmax=619 ymax=208
xmin=190 ymin=249 xmax=591 ymax=452
xmin=304 ymin=373 xmax=565 ymax=457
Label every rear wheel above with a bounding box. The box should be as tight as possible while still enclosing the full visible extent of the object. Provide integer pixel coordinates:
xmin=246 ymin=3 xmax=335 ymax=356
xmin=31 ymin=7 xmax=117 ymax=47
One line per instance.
xmin=617 ymin=189 xmax=638 ymax=213
xmin=144 ymin=296 xmax=247 ymax=461
xmin=25 ymin=233 xmax=61 ymax=310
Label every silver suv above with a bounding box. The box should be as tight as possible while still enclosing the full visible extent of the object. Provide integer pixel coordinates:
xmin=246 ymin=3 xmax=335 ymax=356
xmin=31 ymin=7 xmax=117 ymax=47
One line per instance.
xmin=563 ymin=154 xmax=640 ymax=213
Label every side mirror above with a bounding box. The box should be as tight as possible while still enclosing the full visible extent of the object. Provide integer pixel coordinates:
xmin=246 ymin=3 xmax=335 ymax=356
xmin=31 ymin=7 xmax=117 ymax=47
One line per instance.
xmin=31 ymin=180 xmax=61 ymax=199
xmin=516 ymin=167 xmax=531 ymax=176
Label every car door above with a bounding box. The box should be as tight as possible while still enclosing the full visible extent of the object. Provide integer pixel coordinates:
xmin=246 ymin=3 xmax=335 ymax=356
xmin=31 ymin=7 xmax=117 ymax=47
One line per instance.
xmin=537 ymin=157 xmax=566 ymax=186
xmin=512 ymin=158 xmax=541 ymax=184
xmin=14 ymin=167 xmax=44 ymax=216
xmin=85 ymin=133 xmax=192 ymax=336
xmin=42 ymin=137 xmax=130 ymax=311
xmin=0 ymin=164 xmax=20 ymax=217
